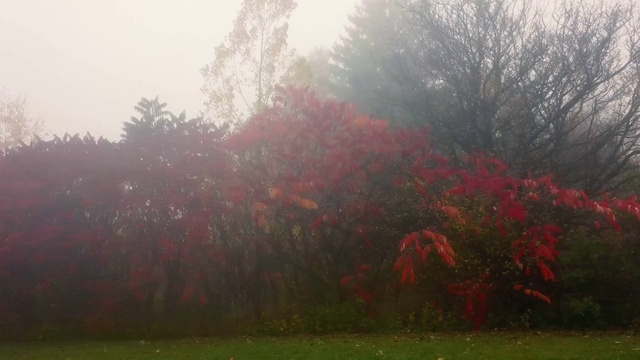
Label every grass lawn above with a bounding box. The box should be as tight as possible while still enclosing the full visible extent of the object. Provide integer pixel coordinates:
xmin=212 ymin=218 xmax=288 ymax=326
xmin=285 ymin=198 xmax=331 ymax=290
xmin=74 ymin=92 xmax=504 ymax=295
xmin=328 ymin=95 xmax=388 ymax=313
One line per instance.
xmin=1 ymin=332 xmax=639 ymax=359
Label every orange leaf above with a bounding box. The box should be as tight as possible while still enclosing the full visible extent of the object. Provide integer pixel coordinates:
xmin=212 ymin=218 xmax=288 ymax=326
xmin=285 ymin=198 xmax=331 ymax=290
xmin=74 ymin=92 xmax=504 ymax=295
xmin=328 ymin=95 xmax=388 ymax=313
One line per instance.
xmin=268 ymin=187 xmax=282 ymax=199
xmin=523 ymin=289 xmax=551 ymax=304
xmin=442 ymin=205 xmax=461 ymax=219
xmin=297 ymin=198 xmax=318 ymax=210
xmin=257 ymin=214 xmax=268 ymax=229
xmin=352 ymin=115 xmax=371 ymax=128
xmin=372 ymin=119 xmax=388 ymax=131
xmin=252 ymin=202 xmax=267 ymax=212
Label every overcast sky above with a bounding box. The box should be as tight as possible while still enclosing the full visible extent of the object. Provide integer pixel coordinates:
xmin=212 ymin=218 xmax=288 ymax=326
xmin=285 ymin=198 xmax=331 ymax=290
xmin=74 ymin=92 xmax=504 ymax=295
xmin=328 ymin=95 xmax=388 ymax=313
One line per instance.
xmin=0 ymin=0 xmax=358 ymax=140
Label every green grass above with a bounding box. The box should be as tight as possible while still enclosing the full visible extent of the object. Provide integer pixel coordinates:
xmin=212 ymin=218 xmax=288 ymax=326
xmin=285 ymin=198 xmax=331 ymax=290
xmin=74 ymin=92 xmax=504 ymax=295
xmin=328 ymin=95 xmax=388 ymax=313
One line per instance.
xmin=1 ymin=332 xmax=639 ymax=359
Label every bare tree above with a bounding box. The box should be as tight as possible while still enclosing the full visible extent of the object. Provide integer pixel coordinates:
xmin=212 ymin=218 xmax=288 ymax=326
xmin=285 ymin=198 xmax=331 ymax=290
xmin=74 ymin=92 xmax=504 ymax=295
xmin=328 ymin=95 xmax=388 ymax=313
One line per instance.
xmin=403 ymin=0 xmax=640 ymax=194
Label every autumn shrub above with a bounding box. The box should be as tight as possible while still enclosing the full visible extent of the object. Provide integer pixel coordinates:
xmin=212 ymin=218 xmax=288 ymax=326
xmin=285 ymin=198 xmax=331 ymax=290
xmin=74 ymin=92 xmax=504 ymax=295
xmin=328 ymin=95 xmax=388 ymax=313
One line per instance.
xmin=2 ymin=89 xmax=640 ymax=337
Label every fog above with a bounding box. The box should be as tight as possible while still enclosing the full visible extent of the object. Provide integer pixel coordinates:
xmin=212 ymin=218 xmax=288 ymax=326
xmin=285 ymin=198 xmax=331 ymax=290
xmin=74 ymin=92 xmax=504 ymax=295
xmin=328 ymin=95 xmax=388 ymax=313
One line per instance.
xmin=0 ymin=0 xmax=357 ymax=140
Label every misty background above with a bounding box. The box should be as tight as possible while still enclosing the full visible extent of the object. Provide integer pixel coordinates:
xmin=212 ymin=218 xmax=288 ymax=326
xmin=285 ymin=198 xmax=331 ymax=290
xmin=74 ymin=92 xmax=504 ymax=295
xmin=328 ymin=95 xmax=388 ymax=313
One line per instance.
xmin=0 ymin=0 xmax=356 ymax=140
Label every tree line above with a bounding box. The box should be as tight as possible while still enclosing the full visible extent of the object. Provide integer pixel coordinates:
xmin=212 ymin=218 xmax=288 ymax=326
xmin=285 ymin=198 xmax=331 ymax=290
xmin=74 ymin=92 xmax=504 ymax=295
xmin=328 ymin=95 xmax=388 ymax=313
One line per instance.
xmin=1 ymin=90 xmax=639 ymax=338
xmin=1 ymin=0 xmax=640 ymax=337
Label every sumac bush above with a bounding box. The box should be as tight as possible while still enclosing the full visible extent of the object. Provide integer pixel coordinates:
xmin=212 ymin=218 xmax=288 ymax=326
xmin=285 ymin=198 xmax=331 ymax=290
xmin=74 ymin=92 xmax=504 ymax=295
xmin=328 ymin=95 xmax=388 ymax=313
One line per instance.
xmin=1 ymin=88 xmax=640 ymax=337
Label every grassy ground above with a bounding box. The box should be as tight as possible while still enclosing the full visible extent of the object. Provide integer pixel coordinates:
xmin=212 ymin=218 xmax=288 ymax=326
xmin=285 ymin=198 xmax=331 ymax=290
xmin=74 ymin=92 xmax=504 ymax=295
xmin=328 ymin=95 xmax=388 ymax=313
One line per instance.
xmin=1 ymin=332 xmax=639 ymax=359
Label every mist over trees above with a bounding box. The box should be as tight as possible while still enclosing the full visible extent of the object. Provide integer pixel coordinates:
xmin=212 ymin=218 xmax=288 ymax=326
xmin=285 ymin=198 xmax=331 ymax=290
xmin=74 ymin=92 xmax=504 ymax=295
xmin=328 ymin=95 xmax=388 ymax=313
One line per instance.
xmin=328 ymin=0 xmax=640 ymax=194
xmin=329 ymin=0 xmax=436 ymax=126
xmin=0 ymin=89 xmax=45 ymax=151
xmin=3 ymin=0 xmax=640 ymax=339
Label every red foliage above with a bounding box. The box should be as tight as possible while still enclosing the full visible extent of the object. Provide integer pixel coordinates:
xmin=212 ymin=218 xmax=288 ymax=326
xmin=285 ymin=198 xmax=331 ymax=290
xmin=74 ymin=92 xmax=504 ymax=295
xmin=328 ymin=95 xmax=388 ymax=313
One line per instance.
xmin=2 ymin=88 xmax=640 ymax=331
xmin=447 ymin=277 xmax=492 ymax=330
xmin=340 ymin=264 xmax=375 ymax=303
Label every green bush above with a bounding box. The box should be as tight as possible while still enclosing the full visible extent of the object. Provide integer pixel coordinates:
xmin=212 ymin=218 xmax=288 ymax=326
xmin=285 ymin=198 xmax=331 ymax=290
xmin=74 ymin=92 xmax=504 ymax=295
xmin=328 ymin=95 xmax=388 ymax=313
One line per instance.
xmin=254 ymin=300 xmax=384 ymax=335
xmin=558 ymin=296 xmax=602 ymax=328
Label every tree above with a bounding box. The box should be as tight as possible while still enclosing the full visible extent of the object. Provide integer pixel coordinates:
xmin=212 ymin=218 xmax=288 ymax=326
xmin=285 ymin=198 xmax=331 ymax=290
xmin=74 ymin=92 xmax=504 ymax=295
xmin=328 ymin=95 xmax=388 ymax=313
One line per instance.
xmin=409 ymin=0 xmax=640 ymax=194
xmin=0 ymin=134 xmax=121 ymax=334
xmin=280 ymin=48 xmax=334 ymax=95
xmin=0 ymin=89 xmax=45 ymax=152
xmin=329 ymin=0 xmax=443 ymax=126
xmin=224 ymin=88 xmax=640 ymax=329
xmin=119 ymin=97 xmax=232 ymax=323
xmin=201 ymin=0 xmax=297 ymax=125
xmin=2 ymin=89 xmax=640 ymax=334
xmin=121 ymin=96 xmax=195 ymax=141
xmin=330 ymin=0 xmax=640 ymax=194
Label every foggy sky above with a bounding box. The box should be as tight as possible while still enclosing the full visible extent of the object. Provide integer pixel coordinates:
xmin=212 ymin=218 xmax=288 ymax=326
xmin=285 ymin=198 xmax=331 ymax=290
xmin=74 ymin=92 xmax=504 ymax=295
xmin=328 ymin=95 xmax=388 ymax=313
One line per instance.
xmin=0 ymin=0 xmax=357 ymax=140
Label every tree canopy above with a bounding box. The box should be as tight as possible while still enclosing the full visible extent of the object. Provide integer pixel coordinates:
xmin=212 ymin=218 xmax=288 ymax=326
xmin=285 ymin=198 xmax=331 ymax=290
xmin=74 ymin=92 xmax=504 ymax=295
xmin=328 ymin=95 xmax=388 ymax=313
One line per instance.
xmin=329 ymin=0 xmax=640 ymax=194
xmin=3 ymin=0 xmax=640 ymax=339
xmin=201 ymin=0 xmax=297 ymax=125
xmin=2 ymin=90 xmax=640 ymax=337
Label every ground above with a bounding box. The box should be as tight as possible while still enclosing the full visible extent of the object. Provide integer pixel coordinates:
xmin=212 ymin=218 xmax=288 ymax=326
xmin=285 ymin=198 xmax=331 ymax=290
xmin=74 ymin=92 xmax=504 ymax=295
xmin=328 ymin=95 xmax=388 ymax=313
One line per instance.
xmin=1 ymin=332 xmax=639 ymax=359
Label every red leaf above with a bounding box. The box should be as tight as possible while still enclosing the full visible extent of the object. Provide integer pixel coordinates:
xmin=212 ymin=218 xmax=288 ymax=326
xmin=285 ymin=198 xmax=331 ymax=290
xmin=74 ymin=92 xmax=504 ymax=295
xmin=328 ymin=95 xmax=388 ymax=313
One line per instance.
xmin=541 ymin=224 xmax=562 ymax=234
xmin=178 ymin=287 xmax=194 ymax=304
xmin=537 ymin=261 xmax=555 ymax=281
xmin=392 ymin=256 xmax=406 ymax=272
xmin=198 ymin=293 xmax=208 ymax=305
xmin=503 ymin=201 xmax=527 ymax=222
xmin=419 ymin=245 xmax=431 ymax=263
xmin=400 ymin=257 xmax=415 ymax=284
xmin=399 ymin=232 xmax=419 ymax=252
xmin=268 ymin=187 xmax=282 ymax=199
xmin=133 ymin=289 xmax=146 ymax=303
xmin=523 ymin=289 xmax=551 ymax=304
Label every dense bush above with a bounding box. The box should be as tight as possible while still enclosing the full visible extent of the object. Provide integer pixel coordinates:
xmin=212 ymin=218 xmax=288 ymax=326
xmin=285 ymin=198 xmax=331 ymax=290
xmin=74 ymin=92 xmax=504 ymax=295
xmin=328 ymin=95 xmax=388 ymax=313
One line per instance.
xmin=1 ymin=89 xmax=639 ymax=338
